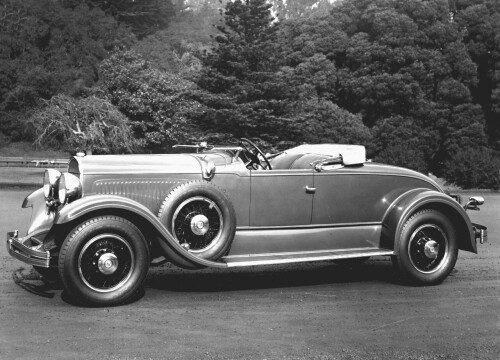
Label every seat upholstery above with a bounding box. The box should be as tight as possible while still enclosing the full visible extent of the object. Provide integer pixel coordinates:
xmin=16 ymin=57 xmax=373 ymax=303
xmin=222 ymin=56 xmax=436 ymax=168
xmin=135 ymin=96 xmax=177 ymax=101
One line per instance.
xmin=269 ymin=153 xmax=304 ymax=170
xmin=288 ymin=153 xmax=329 ymax=169
xmin=270 ymin=153 xmax=330 ymax=170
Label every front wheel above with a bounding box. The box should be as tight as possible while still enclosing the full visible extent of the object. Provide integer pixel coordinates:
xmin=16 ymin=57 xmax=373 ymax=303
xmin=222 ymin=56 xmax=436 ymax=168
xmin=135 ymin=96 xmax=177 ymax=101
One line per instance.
xmin=59 ymin=216 xmax=149 ymax=306
xmin=392 ymin=209 xmax=458 ymax=285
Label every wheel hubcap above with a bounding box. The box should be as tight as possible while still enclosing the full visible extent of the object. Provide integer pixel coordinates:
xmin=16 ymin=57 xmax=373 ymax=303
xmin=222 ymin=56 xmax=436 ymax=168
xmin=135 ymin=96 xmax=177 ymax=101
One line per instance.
xmin=97 ymin=253 xmax=119 ymax=275
xmin=423 ymin=240 xmax=439 ymax=259
xmin=408 ymin=224 xmax=448 ymax=273
xmin=78 ymin=234 xmax=134 ymax=292
xmin=190 ymin=214 xmax=209 ymax=236
xmin=172 ymin=196 xmax=223 ymax=252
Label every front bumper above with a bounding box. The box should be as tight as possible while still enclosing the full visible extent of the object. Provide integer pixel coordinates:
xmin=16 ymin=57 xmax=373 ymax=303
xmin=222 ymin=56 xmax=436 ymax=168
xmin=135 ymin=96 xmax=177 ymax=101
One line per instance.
xmin=6 ymin=231 xmax=51 ymax=267
xmin=473 ymin=223 xmax=487 ymax=244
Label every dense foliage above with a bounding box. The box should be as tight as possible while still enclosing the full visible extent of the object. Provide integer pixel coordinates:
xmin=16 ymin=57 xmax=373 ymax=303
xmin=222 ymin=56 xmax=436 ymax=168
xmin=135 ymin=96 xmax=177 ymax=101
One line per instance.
xmin=0 ymin=0 xmax=499 ymax=188
xmin=99 ymin=51 xmax=203 ymax=152
xmin=0 ymin=0 xmax=132 ymax=140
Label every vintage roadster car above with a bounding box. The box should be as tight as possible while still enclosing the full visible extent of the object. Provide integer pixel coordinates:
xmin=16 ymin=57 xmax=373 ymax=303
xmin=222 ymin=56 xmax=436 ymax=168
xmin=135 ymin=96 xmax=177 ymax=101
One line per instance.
xmin=7 ymin=139 xmax=487 ymax=306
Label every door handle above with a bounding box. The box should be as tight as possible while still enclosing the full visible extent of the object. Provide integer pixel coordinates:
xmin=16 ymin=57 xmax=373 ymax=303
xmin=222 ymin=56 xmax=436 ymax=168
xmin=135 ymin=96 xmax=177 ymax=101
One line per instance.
xmin=305 ymin=186 xmax=316 ymax=194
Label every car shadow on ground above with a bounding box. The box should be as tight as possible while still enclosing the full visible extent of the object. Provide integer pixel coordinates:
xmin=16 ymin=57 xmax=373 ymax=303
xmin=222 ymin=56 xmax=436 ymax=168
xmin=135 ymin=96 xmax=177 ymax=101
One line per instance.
xmin=12 ymin=267 xmax=59 ymax=299
xmin=145 ymin=258 xmax=399 ymax=293
xmin=59 ymin=288 xmax=146 ymax=307
xmin=13 ymin=259 xmax=400 ymax=306
xmin=12 ymin=267 xmax=146 ymax=307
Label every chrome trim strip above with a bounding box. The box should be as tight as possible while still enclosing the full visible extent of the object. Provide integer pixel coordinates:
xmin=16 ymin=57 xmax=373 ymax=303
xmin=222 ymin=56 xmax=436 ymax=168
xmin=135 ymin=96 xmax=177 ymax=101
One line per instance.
xmin=85 ymin=171 xmax=201 ymax=175
xmin=224 ymin=247 xmax=380 ymax=259
xmin=224 ymin=250 xmax=394 ymax=267
xmin=235 ymin=222 xmax=381 ymax=231
xmin=250 ymin=171 xmax=314 ymax=177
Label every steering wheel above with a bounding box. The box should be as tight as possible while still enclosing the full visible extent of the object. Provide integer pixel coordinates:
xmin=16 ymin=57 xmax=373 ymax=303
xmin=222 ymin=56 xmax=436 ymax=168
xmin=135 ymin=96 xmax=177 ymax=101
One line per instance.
xmin=240 ymin=138 xmax=272 ymax=170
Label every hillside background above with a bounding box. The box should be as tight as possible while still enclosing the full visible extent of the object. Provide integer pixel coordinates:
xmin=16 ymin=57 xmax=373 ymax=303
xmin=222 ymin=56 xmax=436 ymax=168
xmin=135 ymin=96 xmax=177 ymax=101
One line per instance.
xmin=1 ymin=0 xmax=499 ymax=188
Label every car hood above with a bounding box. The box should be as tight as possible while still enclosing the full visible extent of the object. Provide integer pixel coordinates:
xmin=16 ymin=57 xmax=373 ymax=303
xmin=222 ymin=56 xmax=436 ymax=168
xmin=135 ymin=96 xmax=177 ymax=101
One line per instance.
xmin=70 ymin=154 xmax=203 ymax=176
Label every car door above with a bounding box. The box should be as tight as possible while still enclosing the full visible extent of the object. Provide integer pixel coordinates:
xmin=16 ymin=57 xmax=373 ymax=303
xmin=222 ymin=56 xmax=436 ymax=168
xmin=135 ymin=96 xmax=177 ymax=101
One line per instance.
xmin=249 ymin=169 xmax=314 ymax=227
xmin=312 ymin=169 xmax=383 ymax=225
xmin=311 ymin=168 xmax=390 ymax=250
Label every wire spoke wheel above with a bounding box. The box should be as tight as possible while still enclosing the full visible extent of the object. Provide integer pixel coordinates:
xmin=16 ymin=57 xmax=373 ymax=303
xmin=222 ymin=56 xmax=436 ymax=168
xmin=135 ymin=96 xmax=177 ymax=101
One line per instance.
xmin=394 ymin=209 xmax=458 ymax=285
xmin=78 ymin=234 xmax=134 ymax=293
xmin=408 ymin=224 xmax=448 ymax=273
xmin=158 ymin=181 xmax=236 ymax=261
xmin=172 ymin=196 xmax=223 ymax=252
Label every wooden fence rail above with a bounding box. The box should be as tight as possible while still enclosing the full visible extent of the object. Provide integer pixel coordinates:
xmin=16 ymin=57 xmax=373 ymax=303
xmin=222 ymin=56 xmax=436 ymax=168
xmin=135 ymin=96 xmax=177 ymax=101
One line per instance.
xmin=0 ymin=157 xmax=68 ymax=168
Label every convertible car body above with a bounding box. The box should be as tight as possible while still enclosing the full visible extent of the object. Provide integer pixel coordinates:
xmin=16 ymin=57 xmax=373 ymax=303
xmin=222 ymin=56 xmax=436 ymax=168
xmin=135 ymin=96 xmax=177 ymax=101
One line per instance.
xmin=6 ymin=140 xmax=487 ymax=306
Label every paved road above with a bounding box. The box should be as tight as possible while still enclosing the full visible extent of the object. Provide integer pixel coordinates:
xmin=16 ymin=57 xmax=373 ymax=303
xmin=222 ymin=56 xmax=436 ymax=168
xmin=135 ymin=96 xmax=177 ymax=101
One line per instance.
xmin=1 ymin=188 xmax=499 ymax=360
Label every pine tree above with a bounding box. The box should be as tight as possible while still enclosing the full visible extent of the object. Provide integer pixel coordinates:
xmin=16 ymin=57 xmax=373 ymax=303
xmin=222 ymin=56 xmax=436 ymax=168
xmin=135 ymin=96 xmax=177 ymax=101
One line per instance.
xmin=192 ymin=0 xmax=292 ymax=146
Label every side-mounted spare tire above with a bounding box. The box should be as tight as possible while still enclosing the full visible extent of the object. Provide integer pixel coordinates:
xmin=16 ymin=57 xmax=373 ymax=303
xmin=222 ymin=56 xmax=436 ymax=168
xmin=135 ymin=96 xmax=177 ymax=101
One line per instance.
xmin=158 ymin=181 xmax=236 ymax=261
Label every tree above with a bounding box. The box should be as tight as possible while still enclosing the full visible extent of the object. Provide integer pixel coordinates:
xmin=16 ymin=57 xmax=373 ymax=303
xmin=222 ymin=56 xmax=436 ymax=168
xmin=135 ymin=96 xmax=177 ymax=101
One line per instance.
xmin=131 ymin=3 xmax=220 ymax=74
xmin=64 ymin=0 xmax=176 ymax=38
xmin=0 ymin=0 xmax=133 ymax=142
xmin=193 ymin=0 xmax=292 ymax=146
xmin=30 ymin=94 xmax=140 ymax=154
xmin=293 ymin=98 xmax=373 ymax=146
xmin=453 ymin=0 xmax=500 ymax=150
xmin=191 ymin=0 xmax=374 ymax=149
xmin=371 ymin=116 xmax=436 ymax=173
xmin=442 ymin=147 xmax=500 ymax=189
xmin=99 ymin=51 xmax=203 ymax=152
xmin=270 ymin=0 xmax=333 ymax=20
xmin=272 ymin=0 xmax=491 ymax=179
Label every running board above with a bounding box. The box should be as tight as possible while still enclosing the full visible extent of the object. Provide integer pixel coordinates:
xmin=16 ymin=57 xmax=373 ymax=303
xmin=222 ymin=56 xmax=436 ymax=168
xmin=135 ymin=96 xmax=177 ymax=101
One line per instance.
xmin=221 ymin=248 xmax=394 ymax=268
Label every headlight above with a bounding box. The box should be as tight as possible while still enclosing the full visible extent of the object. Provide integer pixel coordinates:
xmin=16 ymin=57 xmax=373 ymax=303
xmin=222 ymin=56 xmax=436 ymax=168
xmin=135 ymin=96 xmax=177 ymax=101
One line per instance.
xmin=57 ymin=173 xmax=82 ymax=204
xmin=43 ymin=169 xmax=62 ymax=198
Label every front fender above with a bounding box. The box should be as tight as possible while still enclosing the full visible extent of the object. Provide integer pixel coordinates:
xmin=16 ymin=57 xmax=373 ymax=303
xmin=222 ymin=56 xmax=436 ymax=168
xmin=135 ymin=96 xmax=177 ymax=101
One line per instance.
xmin=22 ymin=188 xmax=55 ymax=237
xmin=382 ymin=189 xmax=476 ymax=254
xmin=55 ymin=195 xmax=227 ymax=269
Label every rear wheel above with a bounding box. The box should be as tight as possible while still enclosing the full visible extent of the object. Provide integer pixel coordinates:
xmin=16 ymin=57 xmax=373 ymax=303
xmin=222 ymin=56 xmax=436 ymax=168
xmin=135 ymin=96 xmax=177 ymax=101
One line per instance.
xmin=392 ymin=209 xmax=458 ymax=285
xmin=59 ymin=216 xmax=149 ymax=306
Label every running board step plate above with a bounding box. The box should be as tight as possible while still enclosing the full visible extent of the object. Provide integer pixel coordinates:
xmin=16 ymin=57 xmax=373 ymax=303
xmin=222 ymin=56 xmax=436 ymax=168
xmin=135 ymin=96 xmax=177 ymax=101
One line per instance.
xmin=221 ymin=248 xmax=394 ymax=267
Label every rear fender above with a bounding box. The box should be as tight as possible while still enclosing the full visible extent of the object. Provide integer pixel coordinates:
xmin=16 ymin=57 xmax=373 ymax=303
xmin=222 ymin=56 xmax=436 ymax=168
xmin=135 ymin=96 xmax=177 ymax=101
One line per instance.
xmin=381 ymin=189 xmax=476 ymax=254
xmin=55 ymin=195 xmax=227 ymax=269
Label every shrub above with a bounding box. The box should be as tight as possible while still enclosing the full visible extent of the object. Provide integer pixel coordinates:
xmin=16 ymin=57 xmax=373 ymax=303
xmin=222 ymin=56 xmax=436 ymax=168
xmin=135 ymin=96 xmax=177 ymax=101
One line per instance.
xmin=442 ymin=147 xmax=500 ymax=189
xmin=29 ymin=94 xmax=141 ymax=154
